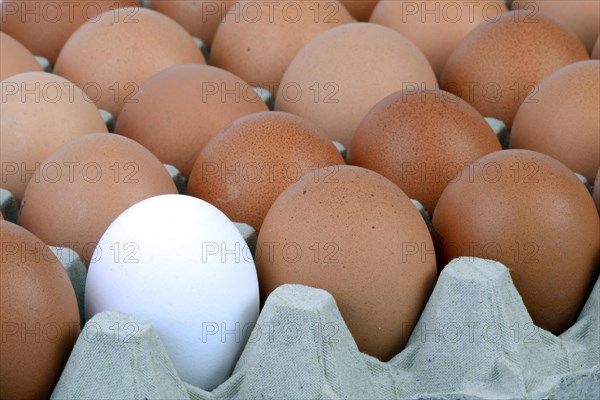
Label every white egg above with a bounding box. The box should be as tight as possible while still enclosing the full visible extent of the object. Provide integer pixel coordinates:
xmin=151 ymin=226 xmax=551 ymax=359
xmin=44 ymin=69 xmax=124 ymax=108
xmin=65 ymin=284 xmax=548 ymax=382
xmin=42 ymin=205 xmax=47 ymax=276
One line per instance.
xmin=85 ymin=194 xmax=259 ymax=391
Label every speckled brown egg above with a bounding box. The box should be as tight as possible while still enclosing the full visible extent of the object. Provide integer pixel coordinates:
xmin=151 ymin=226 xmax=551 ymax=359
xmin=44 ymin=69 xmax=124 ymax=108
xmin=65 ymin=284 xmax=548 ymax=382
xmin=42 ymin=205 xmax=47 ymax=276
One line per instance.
xmin=593 ymin=168 xmax=600 ymax=213
xmin=53 ymin=7 xmax=205 ymax=117
xmin=1 ymin=72 xmax=108 ymax=203
xmin=18 ymin=133 xmax=177 ymax=266
xmin=432 ymin=149 xmax=599 ymax=334
xmin=339 ymin=0 xmax=379 ymax=21
xmin=115 ymin=64 xmax=268 ymax=177
xmin=256 ymin=165 xmax=437 ymax=360
xmin=187 ymin=111 xmax=345 ymax=230
xmin=510 ymin=61 xmax=599 ymax=183
xmin=0 ymin=32 xmax=42 ymax=80
xmin=592 ymin=36 xmax=600 ymax=59
xmin=276 ymin=23 xmax=437 ymax=146
xmin=1 ymin=220 xmax=79 ymax=399
xmin=440 ymin=11 xmax=589 ymax=128
xmin=210 ymin=0 xmax=352 ymax=91
xmin=370 ymin=0 xmax=507 ymax=77
xmin=348 ymin=89 xmax=501 ymax=213
xmin=0 ymin=1 xmax=139 ymax=65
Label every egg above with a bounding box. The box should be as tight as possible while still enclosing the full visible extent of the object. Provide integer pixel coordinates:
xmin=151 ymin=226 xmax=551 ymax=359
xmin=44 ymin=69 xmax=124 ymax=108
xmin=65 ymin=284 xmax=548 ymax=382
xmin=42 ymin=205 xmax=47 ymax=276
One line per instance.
xmin=510 ymin=61 xmax=599 ymax=182
xmin=53 ymin=7 xmax=205 ymax=116
xmin=0 ymin=32 xmax=43 ymax=80
xmin=432 ymin=149 xmax=600 ymax=334
xmin=256 ymin=165 xmax=437 ymax=360
xmin=115 ymin=64 xmax=268 ymax=177
xmin=370 ymin=0 xmax=507 ymax=77
xmin=1 ymin=72 xmax=108 ymax=203
xmin=85 ymin=194 xmax=259 ymax=391
xmin=1 ymin=221 xmax=80 ymax=399
xmin=276 ymin=23 xmax=437 ymax=146
xmin=0 ymin=1 xmax=139 ymax=65
xmin=339 ymin=0 xmax=379 ymax=21
xmin=593 ymin=168 xmax=600 ymax=213
xmin=593 ymin=35 xmax=600 ymax=59
xmin=187 ymin=111 xmax=345 ymax=230
xmin=440 ymin=11 xmax=589 ymax=128
xmin=348 ymin=88 xmax=501 ymax=213
xmin=210 ymin=0 xmax=352 ymax=91
xmin=18 ymin=133 xmax=177 ymax=266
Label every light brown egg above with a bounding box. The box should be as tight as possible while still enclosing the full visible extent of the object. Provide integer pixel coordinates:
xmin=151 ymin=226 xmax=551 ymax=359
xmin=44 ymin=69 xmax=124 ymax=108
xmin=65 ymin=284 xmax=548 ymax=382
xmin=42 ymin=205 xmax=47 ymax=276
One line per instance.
xmin=115 ymin=64 xmax=268 ymax=177
xmin=348 ymin=89 xmax=501 ymax=213
xmin=53 ymin=7 xmax=205 ymax=117
xmin=510 ymin=61 xmax=599 ymax=182
xmin=440 ymin=11 xmax=589 ymax=128
xmin=18 ymin=133 xmax=178 ymax=266
xmin=339 ymin=0 xmax=379 ymax=21
xmin=1 ymin=220 xmax=79 ymax=399
xmin=432 ymin=149 xmax=599 ymax=334
xmin=592 ymin=35 xmax=600 ymax=59
xmin=276 ymin=23 xmax=437 ymax=146
xmin=187 ymin=111 xmax=345 ymax=230
xmin=1 ymin=72 xmax=108 ymax=203
xmin=0 ymin=32 xmax=43 ymax=80
xmin=210 ymin=0 xmax=352 ymax=91
xmin=593 ymin=168 xmax=600 ymax=214
xmin=256 ymin=165 xmax=437 ymax=360
xmin=0 ymin=1 xmax=139 ymax=65
xmin=370 ymin=0 xmax=507 ymax=77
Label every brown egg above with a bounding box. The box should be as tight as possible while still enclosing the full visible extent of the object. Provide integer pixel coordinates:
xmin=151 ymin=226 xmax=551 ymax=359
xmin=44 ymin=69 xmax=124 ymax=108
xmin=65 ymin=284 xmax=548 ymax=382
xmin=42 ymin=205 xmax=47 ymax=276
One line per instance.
xmin=1 ymin=72 xmax=108 ymax=203
xmin=53 ymin=7 xmax=205 ymax=116
xmin=593 ymin=168 xmax=600 ymax=214
xmin=0 ymin=1 xmax=139 ymax=65
xmin=18 ymin=133 xmax=178 ymax=266
xmin=115 ymin=64 xmax=268 ymax=177
xmin=339 ymin=0 xmax=379 ymax=21
xmin=187 ymin=111 xmax=345 ymax=230
xmin=511 ymin=1 xmax=600 ymax=52
xmin=256 ymin=165 xmax=437 ymax=360
xmin=370 ymin=0 xmax=507 ymax=78
xmin=210 ymin=0 xmax=352 ymax=91
xmin=0 ymin=32 xmax=43 ymax=80
xmin=348 ymin=89 xmax=501 ymax=213
xmin=440 ymin=11 xmax=589 ymax=128
xmin=0 ymin=211 xmax=4 ymax=220
xmin=146 ymin=0 xmax=233 ymax=47
xmin=593 ymin=36 xmax=600 ymax=59
xmin=510 ymin=61 xmax=599 ymax=182
xmin=276 ymin=23 xmax=437 ymax=146
xmin=432 ymin=149 xmax=599 ymax=334
xmin=1 ymin=221 xmax=79 ymax=399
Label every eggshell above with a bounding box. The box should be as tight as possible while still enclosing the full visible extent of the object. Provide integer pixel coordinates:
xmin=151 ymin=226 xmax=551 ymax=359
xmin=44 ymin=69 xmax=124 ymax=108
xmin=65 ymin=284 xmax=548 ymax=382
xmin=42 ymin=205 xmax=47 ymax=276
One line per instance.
xmin=1 ymin=72 xmax=108 ymax=203
xmin=370 ymin=0 xmax=507 ymax=77
xmin=1 ymin=220 xmax=80 ymax=399
xmin=18 ymin=133 xmax=177 ymax=266
xmin=592 ymin=35 xmax=600 ymax=59
xmin=85 ymin=194 xmax=259 ymax=391
xmin=339 ymin=0 xmax=379 ymax=21
xmin=510 ymin=61 xmax=600 ymax=182
xmin=432 ymin=149 xmax=600 ymax=334
xmin=256 ymin=165 xmax=437 ymax=360
xmin=276 ymin=23 xmax=437 ymax=146
xmin=593 ymin=168 xmax=600 ymax=213
xmin=53 ymin=7 xmax=205 ymax=116
xmin=210 ymin=0 xmax=352 ymax=91
xmin=115 ymin=64 xmax=268 ymax=176
xmin=348 ymin=89 xmax=501 ymax=213
xmin=187 ymin=111 xmax=345 ymax=230
xmin=0 ymin=32 xmax=43 ymax=80
xmin=0 ymin=1 xmax=139 ymax=65
xmin=440 ymin=11 xmax=589 ymax=128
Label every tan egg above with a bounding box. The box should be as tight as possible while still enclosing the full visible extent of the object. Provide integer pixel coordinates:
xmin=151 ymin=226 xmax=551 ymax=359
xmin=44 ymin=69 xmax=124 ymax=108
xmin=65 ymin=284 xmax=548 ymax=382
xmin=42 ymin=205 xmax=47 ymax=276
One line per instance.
xmin=0 ymin=211 xmax=4 ymax=220
xmin=187 ymin=111 xmax=345 ymax=230
xmin=0 ymin=1 xmax=139 ymax=65
xmin=432 ymin=150 xmax=599 ymax=334
xmin=1 ymin=72 xmax=108 ymax=203
xmin=53 ymin=7 xmax=205 ymax=117
xmin=370 ymin=0 xmax=507 ymax=78
xmin=146 ymin=0 xmax=234 ymax=47
xmin=510 ymin=61 xmax=600 ymax=182
xmin=18 ymin=133 xmax=178 ymax=266
xmin=339 ymin=0 xmax=379 ymax=21
xmin=115 ymin=64 xmax=268 ymax=177
xmin=276 ymin=23 xmax=436 ymax=146
xmin=593 ymin=168 xmax=600 ymax=214
xmin=0 ymin=32 xmax=43 ymax=80
xmin=1 ymin=221 xmax=79 ymax=399
xmin=348 ymin=89 xmax=501 ymax=213
xmin=593 ymin=35 xmax=600 ymax=59
xmin=210 ymin=0 xmax=352 ymax=91
xmin=511 ymin=1 xmax=600 ymax=52
xmin=256 ymin=165 xmax=436 ymax=360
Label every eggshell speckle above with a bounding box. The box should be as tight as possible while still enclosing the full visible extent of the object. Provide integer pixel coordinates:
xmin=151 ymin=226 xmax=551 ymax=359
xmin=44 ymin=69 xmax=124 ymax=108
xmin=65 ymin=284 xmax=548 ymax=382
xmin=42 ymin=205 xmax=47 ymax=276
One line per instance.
xmin=0 ymin=32 xmax=43 ymax=80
